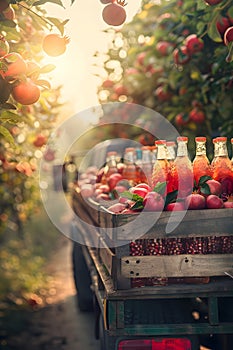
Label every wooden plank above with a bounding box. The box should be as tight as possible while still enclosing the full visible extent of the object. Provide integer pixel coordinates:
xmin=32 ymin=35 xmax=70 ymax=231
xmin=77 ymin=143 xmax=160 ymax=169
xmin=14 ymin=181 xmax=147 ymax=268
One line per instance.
xmin=99 ymin=244 xmax=114 ymax=275
xmin=121 ymin=254 xmax=233 ymax=278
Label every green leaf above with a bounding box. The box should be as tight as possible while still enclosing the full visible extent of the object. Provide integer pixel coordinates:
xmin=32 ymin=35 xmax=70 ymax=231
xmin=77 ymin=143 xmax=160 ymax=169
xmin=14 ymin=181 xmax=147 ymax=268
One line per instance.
xmin=131 ymin=200 xmax=144 ymax=211
xmin=0 ymin=103 xmax=16 ymax=110
xmin=153 ymin=181 xmax=167 ymax=195
xmin=200 ymin=183 xmax=211 ymax=195
xmin=165 ymin=190 xmax=178 ymax=207
xmin=0 ymin=111 xmax=22 ymax=123
xmin=33 ymin=0 xmax=65 ymax=8
xmin=34 ymin=79 xmax=51 ymax=89
xmin=120 ymin=191 xmax=144 ymax=202
xmin=0 ymin=125 xmax=14 ymax=145
xmin=198 ymin=175 xmax=212 ymax=186
xmin=39 ymin=64 xmax=56 ymax=74
xmin=46 ymin=17 xmax=69 ymax=35
xmin=207 ymin=14 xmax=223 ymax=42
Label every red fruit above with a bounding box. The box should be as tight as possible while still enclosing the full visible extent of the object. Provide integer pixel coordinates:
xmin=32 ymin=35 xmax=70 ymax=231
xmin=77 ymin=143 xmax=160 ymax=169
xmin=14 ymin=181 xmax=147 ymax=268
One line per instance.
xmin=1 ymin=52 xmax=27 ymax=78
xmin=156 ymin=41 xmax=173 ymax=56
xmin=135 ymin=183 xmax=152 ymax=192
xmin=0 ymin=36 xmax=9 ymax=57
xmin=173 ymin=46 xmax=191 ymax=65
xmin=12 ymin=79 xmax=40 ymax=105
xmin=175 ymin=113 xmax=189 ymax=127
xmin=107 ymin=202 xmax=126 ymax=213
xmin=114 ymin=84 xmax=128 ymax=96
xmin=0 ymin=0 xmax=10 ymax=12
xmin=185 ymin=193 xmax=206 ymax=210
xmin=166 ymin=201 xmax=185 ymax=211
xmin=143 ymin=191 xmax=165 ymax=211
xmin=185 ymin=34 xmax=204 ymax=55
xmin=99 ymin=184 xmax=110 ymax=193
xmin=114 ymin=185 xmax=128 ymax=193
xmin=189 ymin=108 xmax=205 ymax=124
xmin=136 ymin=52 xmax=146 ymax=65
xmin=223 ymin=201 xmax=233 ymax=208
xmin=43 ymin=148 xmax=55 ymax=162
xmin=102 ymin=79 xmax=114 ymax=88
xmin=224 ymin=26 xmax=233 ymax=46
xmin=33 ymin=134 xmax=47 ymax=148
xmin=80 ymin=184 xmax=94 ymax=198
xmin=216 ymin=16 xmax=231 ymax=37
xmin=2 ymin=5 xmax=15 ymax=20
xmin=102 ymin=2 xmax=127 ymax=26
xmin=130 ymin=186 xmax=148 ymax=198
xmin=42 ymin=34 xmax=70 ymax=57
xmin=154 ymin=86 xmax=172 ymax=101
xmin=108 ymin=173 xmax=123 ymax=191
xmin=117 ymin=162 xmax=125 ymax=174
xmin=206 ymin=179 xmax=222 ymax=196
xmin=205 ymin=0 xmax=223 ymax=5
xmin=206 ymin=194 xmax=224 ymax=209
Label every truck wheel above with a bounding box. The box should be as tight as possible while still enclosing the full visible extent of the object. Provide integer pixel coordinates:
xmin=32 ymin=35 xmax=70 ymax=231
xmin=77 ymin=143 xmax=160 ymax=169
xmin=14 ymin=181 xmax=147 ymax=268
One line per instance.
xmin=99 ymin=313 xmax=116 ymax=350
xmin=72 ymin=242 xmax=93 ymax=312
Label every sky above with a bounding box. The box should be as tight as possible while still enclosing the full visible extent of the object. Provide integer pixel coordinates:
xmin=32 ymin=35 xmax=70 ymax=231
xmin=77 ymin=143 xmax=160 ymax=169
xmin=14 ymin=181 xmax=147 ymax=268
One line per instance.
xmin=44 ymin=0 xmax=142 ymax=115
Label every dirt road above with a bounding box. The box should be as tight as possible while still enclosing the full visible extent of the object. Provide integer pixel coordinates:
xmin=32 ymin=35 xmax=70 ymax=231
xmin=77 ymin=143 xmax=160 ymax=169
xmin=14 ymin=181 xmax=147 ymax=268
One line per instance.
xmin=5 ymin=236 xmax=100 ymax=350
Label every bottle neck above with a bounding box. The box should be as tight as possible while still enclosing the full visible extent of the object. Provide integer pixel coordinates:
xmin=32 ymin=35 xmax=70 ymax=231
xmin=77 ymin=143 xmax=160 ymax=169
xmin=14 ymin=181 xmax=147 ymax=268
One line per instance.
xmin=142 ymin=149 xmax=151 ymax=163
xmin=167 ymin=146 xmax=176 ymax=160
xmin=157 ymin=144 xmax=167 ymax=160
xmin=177 ymin=141 xmax=188 ymax=157
xmin=214 ymin=141 xmax=229 ymax=158
xmin=124 ymin=151 xmax=135 ymax=164
xmin=195 ymin=141 xmax=206 ymax=156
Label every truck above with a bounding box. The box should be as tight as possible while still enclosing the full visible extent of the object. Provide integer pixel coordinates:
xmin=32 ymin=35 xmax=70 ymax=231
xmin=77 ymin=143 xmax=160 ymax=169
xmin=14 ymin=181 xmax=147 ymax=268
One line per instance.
xmin=69 ymin=144 xmax=233 ymax=350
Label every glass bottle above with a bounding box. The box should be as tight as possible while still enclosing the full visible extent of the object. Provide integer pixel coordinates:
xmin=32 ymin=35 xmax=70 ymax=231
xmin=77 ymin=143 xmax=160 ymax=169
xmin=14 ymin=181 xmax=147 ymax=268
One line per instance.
xmin=140 ymin=146 xmax=153 ymax=186
xmin=101 ymin=151 xmax=118 ymax=184
xmin=211 ymin=137 xmax=233 ymax=195
xmin=135 ymin=148 xmax=143 ymax=184
xmin=151 ymin=140 xmax=169 ymax=190
xmin=174 ymin=136 xmax=193 ymax=198
xmin=122 ymin=147 xmax=137 ymax=186
xmin=192 ymin=136 xmax=211 ymax=186
xmin=166 ymin=141 xmax=177 ymax=193
xmin=150 ymin=145 xmax=157 ymax=166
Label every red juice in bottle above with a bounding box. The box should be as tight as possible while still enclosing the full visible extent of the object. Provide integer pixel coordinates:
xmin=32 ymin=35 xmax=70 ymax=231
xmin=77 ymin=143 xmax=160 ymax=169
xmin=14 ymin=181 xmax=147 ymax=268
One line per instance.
xmin=151 ymin=140 xmax=169 ymax=191
xmin=174 ymin=136 xmax=193 ymax=198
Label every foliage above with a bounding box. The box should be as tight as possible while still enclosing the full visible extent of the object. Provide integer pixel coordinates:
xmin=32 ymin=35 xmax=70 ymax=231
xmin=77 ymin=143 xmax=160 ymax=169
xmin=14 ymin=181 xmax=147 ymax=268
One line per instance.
xmin=96 ymin=0 xmax=233 ymax=157
xmin=0 ymin=1 xmax=69 ymax=235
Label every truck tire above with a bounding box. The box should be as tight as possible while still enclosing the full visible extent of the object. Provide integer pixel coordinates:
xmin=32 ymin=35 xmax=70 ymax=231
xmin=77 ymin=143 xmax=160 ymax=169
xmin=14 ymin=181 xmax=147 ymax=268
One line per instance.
xmin=72 ymin=242 xmax=93 ymax=312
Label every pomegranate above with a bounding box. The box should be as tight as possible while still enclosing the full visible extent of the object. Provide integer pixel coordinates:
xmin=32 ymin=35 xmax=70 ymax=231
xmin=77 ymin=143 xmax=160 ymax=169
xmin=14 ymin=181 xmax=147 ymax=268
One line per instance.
xmin=1 ymin=52 xmax=27 ymax=78
xmin=224 ymin=26 xmax=233 ymax=46
xmin=42 ymin=34 xmax=70 ymax=57
xmin=166 ymin=201 xmax=185 ymax=211
xmin=143 ymin=191 xmax=164 ymax=211
xmin=102 ymin=1 xmax=127 ymax=26
xmin=189 ymin=108 xmax=205 ymax=124
xmin=185 ymin=193 xmax=206 ymax=210
xmin=107 ymin=173 xmax=123 ymax=191
xmin=223 ymin=201 xmax=233 ymax=208
xmin=135 ymin=183 xmax=152 ymax=192
xmin=185 ymin=34 xmax=204 ymax=54
xmin=107 ymin=202 xmax=126 ymax=213
xmin=206 ymin=195 xmax=224 ymax=209
xmin=205 ymin=0 xmax=223 ymax=5
xmin=206 ymin=179 xmax=222 ymax=196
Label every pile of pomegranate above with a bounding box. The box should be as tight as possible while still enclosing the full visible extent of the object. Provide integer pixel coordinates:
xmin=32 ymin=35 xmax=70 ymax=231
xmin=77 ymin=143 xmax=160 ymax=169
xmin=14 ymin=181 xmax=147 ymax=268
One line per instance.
xmin=77 ymin=165 xmax=233 ymax=214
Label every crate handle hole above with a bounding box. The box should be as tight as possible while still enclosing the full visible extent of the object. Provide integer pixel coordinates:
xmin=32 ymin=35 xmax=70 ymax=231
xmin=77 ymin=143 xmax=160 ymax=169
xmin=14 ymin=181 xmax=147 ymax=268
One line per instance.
xmin=185 ymin=257 xmax=189 ymax=263
xmin=125 ymin=260 xmax=129 ymax=264
xmin=130 ymin=271 xmax=134 ymax=275
xmin=136 ymin=259 xmax=140 ymax=264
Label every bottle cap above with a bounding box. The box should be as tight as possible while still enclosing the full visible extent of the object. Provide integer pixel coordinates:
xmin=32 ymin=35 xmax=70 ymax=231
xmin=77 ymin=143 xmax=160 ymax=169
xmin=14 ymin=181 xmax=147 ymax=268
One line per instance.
xmin=155 ymin=139 xmax=166 ymax=145
xmin=231 ymin=138 xmax=233 ymax=144
xmin=213 ymin=137 xmax=227 ymax=142
xmin=125 ymin=147 xmax=134 ymax=152
xmin=195 ymin=136 xmax=206 ymax=142
xmin=166 ymin=141 xmax=176 ymax=147
xmin=107 ymin=151 xmax=117 ymax=156
xmin=177 ymin=136 xmax=188 ymax=142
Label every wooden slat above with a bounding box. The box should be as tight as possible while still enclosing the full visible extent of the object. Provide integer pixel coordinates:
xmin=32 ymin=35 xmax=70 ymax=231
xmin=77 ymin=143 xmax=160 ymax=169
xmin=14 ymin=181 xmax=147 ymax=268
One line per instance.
xmin=121 ymin=254 xmax=233 ymax=278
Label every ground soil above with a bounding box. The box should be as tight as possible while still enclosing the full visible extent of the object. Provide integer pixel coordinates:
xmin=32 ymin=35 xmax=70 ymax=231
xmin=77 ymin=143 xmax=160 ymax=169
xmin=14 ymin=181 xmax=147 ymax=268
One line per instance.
xmin=1 ymin=235 xmax=100 ymax=350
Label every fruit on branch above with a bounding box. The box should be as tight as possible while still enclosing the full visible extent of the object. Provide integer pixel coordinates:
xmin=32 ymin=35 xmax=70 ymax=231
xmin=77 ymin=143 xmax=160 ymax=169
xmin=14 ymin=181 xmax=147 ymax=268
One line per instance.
xmin=224 ymin=26 xmax=233 ymax=46
xmin=33 ymin=134 xmax=47 ymax=148
xmin=189 ymin=108 xmax=205 ymax=124
xmin=204 ymin=0 xmax=223 ymax=5
xmin=42 ymin=34 xmax=70 ymax=57
xmin=99 ymin=0 xmax=112 ymax=3
xmin=0 ymin=52 xmax=27 ymax=78
xmin=216 ymin=16 xmax=231 ymax=37
xmin=156 ymin=41 xmax=174 ymax=56
xmin=12 ymin=79 xmax=40 ymax=105
xmin=102 ymin=1 xmax=127 ymax=26
xmin=175 ymin=113 xmax=189 ymax=127
xmin=2 ymin=5 xmax=15 ymax=20
xmin=173 ymin=46 xmax=190 ymax=65
xmin=185 ymin=34 xmax=204 ymax=55
xmin=0 ymin=0 xmax=11 ymax=12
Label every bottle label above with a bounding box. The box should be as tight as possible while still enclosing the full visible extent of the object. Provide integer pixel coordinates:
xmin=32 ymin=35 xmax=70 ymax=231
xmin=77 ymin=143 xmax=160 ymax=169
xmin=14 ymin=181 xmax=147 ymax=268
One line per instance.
xmin=157 ymin=145 xmax=167 ymax=160
xmin=196 ymin=142 xmax=206 ymax=156
xmin=177 ymin=142 xmax=188 ymax=157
